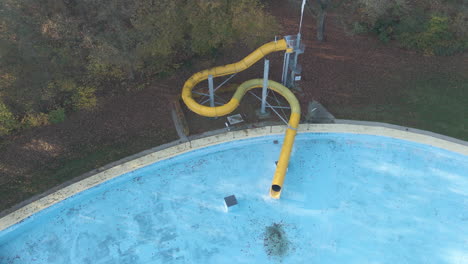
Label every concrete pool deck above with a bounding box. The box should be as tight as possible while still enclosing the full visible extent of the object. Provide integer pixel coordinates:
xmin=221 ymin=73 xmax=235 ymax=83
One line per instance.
xmin=1 ymin=120 xmax=467 ymax=231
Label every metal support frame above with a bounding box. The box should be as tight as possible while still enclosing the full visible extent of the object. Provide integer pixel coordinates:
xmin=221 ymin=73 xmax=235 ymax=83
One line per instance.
xmin=193 ymin=91 xmax=209 ymax=97
xmin=261 ymin=59 xmax=270 ymax=114
xmin=196 ymin=72 xmax=238 ymax=106
xmin=208 ymin=75 xmax=214 ymax=107
xmin=281 ymin=52 xmax=290 ymax=86
xmin=249 ymin=91 xmax=290 ymax=126
xmin=194 ymin=72 xmax=237 ymax=93
xmin=214 ymin=73 xmax=237 ymax=93
xmin=281 ymin=32 xmax=305 ymax=90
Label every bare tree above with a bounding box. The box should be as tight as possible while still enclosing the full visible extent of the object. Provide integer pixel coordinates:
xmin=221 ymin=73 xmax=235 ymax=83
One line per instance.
xmin=315 ymin=0 xmax=330 ymax=42
xmin=298 ymin=0 xmax=346 ymax=42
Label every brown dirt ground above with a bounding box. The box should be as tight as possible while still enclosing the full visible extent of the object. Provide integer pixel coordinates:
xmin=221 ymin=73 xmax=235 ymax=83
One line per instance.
xmin=269 ymin=0 xmax=466 ymax=107
xmin=0 ymin=0 xmax=466 ymax=212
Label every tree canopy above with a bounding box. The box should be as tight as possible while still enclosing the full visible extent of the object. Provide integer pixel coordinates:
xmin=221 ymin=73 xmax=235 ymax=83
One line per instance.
xmin=0 ymin=0 xmax=279 ymax=136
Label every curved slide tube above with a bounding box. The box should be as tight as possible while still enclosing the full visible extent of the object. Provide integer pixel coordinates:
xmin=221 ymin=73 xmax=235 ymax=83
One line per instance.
xmin=181 ymin=39 xmax=300 ymax=199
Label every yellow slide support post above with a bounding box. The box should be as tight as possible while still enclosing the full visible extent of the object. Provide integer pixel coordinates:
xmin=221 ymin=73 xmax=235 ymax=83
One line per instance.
xmin=181 ymin=39 xmax=300 ymax=199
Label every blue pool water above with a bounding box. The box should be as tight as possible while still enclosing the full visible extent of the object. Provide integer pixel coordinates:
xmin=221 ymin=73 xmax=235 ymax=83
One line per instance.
xmin=0 ymin=133 xmax=467 ymax=263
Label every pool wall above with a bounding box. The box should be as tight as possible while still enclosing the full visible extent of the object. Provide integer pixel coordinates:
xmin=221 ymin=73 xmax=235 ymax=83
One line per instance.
xmin=1 ymin=121 xmax=467 ymax=231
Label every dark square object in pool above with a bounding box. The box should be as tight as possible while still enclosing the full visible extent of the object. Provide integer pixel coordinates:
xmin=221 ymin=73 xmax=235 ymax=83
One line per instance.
xmin=224 ymin=195 xmax=238 ymax=207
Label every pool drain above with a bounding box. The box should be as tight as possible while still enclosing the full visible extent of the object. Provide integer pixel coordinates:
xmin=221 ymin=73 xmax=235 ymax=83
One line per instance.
xmin=224 ymin=195 xmax=238 ymax=212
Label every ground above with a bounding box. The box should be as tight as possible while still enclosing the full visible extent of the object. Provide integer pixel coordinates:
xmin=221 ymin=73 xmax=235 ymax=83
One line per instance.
xmin=0 ymin=0 xmax=466 ymax=212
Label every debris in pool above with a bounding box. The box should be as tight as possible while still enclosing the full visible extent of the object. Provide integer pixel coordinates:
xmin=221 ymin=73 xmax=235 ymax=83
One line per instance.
xmin=224 ymin=195 xmax=238 ymax=211
xmin=264 ymin=223 xmax=289 ymax=257
xmin=273 ymin=140 xmax=279 ymax=144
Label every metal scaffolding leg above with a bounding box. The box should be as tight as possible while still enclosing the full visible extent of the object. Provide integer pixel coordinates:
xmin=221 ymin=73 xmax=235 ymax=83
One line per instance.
xmin=261 ymin=59 xmax=269 ymax=114
xmin=281 ymin=52 xmax=290 ymax=86
xmin=208 ymin=75 xmax=214 ymax=107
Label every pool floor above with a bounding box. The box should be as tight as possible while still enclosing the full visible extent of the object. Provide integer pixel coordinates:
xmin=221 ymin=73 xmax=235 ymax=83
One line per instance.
xmin=0 ymin=133 xmax=467 ymax=263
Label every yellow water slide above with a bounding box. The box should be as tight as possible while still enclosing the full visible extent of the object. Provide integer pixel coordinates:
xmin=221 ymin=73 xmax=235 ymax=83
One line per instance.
xmin=181 ymin=39 xmax=300 ymax=199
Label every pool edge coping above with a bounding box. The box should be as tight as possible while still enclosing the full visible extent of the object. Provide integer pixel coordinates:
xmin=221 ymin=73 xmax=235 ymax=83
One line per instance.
xmin=1 ymin=121 xmax=467 ymax=231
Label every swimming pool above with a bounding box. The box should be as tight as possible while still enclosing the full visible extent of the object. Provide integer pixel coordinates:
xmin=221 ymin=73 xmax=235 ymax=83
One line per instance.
xmin=1 ymin=129 xmax=467 ymax=263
